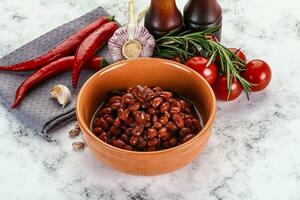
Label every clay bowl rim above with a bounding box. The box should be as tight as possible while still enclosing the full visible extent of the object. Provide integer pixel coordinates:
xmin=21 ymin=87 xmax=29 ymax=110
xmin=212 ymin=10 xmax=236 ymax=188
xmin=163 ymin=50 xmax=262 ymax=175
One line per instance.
xmin=76 ymin=57 xmax=216 ymax=155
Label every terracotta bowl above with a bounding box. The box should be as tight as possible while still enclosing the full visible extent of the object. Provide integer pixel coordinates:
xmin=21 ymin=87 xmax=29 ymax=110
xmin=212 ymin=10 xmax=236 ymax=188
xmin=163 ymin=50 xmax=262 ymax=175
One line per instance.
xmin=76 ymin=58 xmax=216 ymax=176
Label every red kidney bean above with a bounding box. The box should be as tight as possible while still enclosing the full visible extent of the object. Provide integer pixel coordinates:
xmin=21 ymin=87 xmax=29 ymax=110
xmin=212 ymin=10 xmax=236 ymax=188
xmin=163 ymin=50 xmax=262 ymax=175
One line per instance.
xmin=110 ymin=126 xmax=121 ymax=136
xmin=119 ymin=109 xmax=130 ymax=121
xmin=172 ymin=114 xmax=184 ymax=128
xmin=99 ymin=133 xmax=108 ymax=142
xmin=148 ymin=138 xmax=158 ymax=147
xmin=192 ymin=119 xmax=201 ymax=130
xmin=159 ymin=91 xmax=173 ymax=99
xmin=147 ymin=128 xmax=157 ymax=139
xmin=146 ymin=92 xmax=156 ymax=101
xmin=183 ymin=134 xmax=196 ymax=143
xmin=122 ymin=93 xmax=135 ymax=104
xmin=152 ymin=86 xmax=162 ymax=92
xmin=159 ymin=116 xmax=169 ymax=125
xmin=120 ymin=133 xmax=129 ymax=143
xmin=94 ymin=118 xmax=101 ymax=127
xmin=102 ymin=114 xmax=111 ymax=119
xmin=93 ymin=127 xmax=103 ymax=135
xmin=158 ymin=127 xmax=167 ymax=138
xmin=170 ymin=106 xmax=180 ymax=114
xmin=160 ymin=102 xmax=170 ymax=113
xmin=161 ymin=131 xmax=171 ymax=141
xmin=147 ymin=107 xmax=157 ymax=115
xmin=111 ymin=139 xmax=126 ymax=148
xmin=106 ymin=116 xmax=114 ymax=125
xmin=124 ymin=145 xmax=133 ymax=151
xmin=167 ymin=98 xmax=177 ymax=104
xmin=179 ymin=127 xmax=192 ymax=137
xmin=132 ymin=126 xmax=144 ymax=136
xmin=136 ymin=140 xmax=147 ymax=149
xmin=98 ymin=118 xmax=110 ymax=131
xmin=134 ymin=111 xmax=147 ymax=125
xmin=169 ymin=137 xmax=177 ymax=146
xmin=109 ymin=96 xmax=121 ymax=103
xmin=154 ymin=122 xmax=162 ymax=129
xmin=101 ymin=107 xmax=112 ymax=114
xmin=184 ymin=118 xmax=193 ymax=128
xmin=183 ymin=114 xmax=193 ymax=120
xmin=182 ymin=107 xmax=192 ymax=114
xmin=111 ymin=102 xmax=121 ymax=110
xmin=151 ymin=97 xmax=163 ymax=108
xmin=129 ymin=102 xmax=140 ymax=111
xmin=129 ymin=135 xmax=139 ymax=146
xmin=166 ymin=121 xmax=178 ymax=132
xmin=180 ymin=99 xmax=191 ymax=108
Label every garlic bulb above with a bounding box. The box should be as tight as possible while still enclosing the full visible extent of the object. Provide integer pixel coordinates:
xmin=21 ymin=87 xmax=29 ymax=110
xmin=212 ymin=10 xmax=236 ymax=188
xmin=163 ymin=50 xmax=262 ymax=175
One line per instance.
xmin=108 ymin=0 xmax=155 ymax=62
xmin=50 ymin=85 xmax=71 ymax=108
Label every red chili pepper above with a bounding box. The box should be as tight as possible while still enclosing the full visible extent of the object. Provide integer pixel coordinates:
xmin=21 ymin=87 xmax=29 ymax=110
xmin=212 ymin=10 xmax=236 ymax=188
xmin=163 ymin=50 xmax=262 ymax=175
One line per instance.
xmin=11 ymin=56 xmax=108 ymax=109
xmin=72 ymin=22 xmax=118 ymax=88
xmin=0 ymin=16 xmax=113 ymax=71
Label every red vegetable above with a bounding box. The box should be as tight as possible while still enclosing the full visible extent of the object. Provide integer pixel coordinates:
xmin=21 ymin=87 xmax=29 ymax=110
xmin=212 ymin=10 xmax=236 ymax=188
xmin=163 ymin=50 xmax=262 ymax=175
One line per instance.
xmin=213 ymin=75 xmax=243 ymax=101
xmin=72 ymin=22 xmax=118 ymax=88
xmin=0 ymin=16 xmax=112 ymax=71
xmin=185 ymin=56 xmax=218 ymax=85
xmin=11 ymin=56 xmax=107 ymax=109
xmin=242 ymin=59 xmax=272 ymax=92
xmin=229 ymin=48 xmax=247 ymax=62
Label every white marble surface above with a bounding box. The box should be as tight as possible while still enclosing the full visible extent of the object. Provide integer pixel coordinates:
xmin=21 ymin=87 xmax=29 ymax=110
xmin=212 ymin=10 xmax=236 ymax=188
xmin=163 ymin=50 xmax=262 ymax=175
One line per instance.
xmin=0 ymin=0 xmax=300 ymax=199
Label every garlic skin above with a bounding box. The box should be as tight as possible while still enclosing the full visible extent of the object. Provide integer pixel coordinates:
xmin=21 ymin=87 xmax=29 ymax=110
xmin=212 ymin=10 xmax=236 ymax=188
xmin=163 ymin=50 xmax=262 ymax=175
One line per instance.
xmin=51 ymin=85 xmax=71 ymax=108
xmin=108 ymin=26 xmax=156 ymax=62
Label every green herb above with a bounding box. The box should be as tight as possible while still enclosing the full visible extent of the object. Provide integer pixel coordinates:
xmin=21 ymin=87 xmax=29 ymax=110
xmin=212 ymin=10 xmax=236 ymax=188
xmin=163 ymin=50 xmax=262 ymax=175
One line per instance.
xmin=153 ymin=27 xmax=252 ymax=99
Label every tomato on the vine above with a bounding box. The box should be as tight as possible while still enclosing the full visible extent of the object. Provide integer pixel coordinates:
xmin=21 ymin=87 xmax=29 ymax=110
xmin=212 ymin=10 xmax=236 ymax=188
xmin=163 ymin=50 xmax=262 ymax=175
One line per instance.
xmin=242 ymin=59 xmax=272 ymax=92
xmin=213 ymin=75 xmax=243 ymax=101
xmin=229 ymin=48 xmax=247 ymax=62
xmin=185 ymin=56 xmax=218 ymax=85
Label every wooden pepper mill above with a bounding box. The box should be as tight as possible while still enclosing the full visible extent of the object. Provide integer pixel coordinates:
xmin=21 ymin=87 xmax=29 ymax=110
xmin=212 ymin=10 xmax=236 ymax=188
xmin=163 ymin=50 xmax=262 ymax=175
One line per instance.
xmin=183 ymin=0 xmax=222 ymax=41
xmin=144 ymin=0 xmax=183 ymax=38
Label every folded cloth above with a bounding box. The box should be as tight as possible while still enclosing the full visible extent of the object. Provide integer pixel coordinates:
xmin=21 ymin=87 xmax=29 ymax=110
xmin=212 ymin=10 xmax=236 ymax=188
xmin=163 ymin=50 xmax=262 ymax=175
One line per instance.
xmin=0 ymin=7 xmax=113 ymax=135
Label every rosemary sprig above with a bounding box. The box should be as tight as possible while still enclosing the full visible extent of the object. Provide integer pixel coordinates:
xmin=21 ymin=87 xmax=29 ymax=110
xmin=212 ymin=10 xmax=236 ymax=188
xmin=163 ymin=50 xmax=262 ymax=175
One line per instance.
xmin=153 ymin=27 xmax=252 ymax=99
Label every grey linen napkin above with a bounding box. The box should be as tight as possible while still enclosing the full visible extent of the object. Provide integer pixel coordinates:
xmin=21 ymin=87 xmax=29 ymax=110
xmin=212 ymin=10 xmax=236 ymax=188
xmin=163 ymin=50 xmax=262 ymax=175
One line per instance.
xmin=0 ymin=7 xmax=113 ymax=135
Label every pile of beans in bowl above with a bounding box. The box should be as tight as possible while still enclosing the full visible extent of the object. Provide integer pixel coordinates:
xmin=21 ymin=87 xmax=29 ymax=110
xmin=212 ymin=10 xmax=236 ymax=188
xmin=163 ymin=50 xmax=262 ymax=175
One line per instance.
xmin=92 ymin=85 xmax=202 ymax=151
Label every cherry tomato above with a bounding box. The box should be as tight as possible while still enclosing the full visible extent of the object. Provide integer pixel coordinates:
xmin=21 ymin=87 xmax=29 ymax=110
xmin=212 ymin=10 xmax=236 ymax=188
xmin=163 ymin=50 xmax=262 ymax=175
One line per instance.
xmin=213 ymin=75 xmax=243 ymax=101
xmin=242 ymin=59 xmax=272 ymax=92
xmin=229 ymin=48 xmax=247 ymax=62
xmin=185 ymin=56 xmax=218 ymax=85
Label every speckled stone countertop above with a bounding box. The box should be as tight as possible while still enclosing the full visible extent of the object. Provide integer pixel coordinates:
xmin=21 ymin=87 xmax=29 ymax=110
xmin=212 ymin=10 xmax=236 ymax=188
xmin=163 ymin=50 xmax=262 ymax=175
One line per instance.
xmin=0 ymin=0 xmax=299 ymax=199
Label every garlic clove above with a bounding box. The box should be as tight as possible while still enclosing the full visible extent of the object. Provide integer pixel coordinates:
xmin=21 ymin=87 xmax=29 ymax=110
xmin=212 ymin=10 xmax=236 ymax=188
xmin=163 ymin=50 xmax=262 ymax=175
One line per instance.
xmin=51 ymin=85 xmax=71 ymax=108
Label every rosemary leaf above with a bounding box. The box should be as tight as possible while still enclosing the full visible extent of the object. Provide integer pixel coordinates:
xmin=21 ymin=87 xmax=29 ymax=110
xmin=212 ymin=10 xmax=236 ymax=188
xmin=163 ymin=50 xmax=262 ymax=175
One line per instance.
xmin=154 ymin=26 xmax=253 ymax=98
